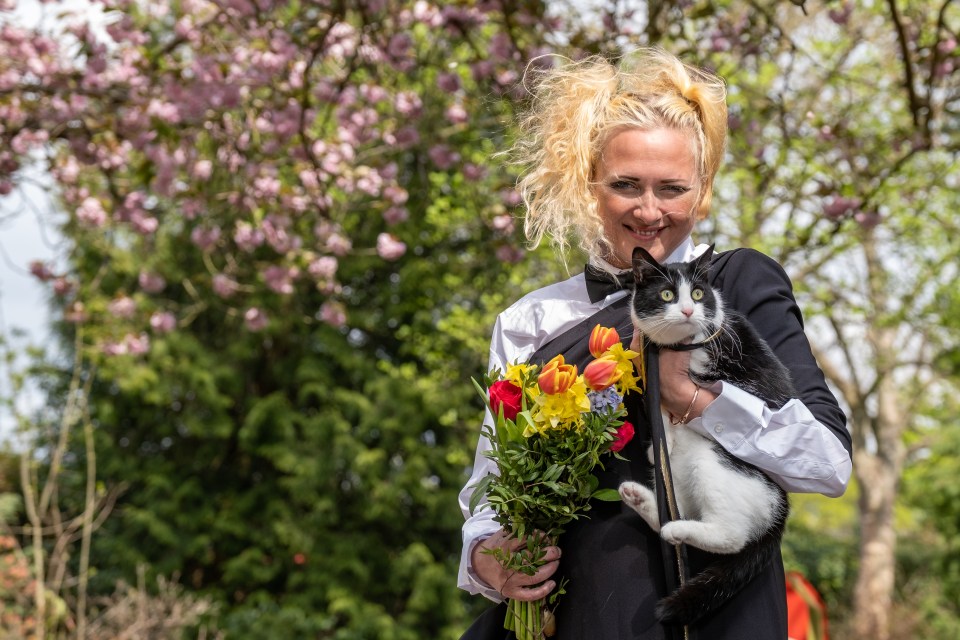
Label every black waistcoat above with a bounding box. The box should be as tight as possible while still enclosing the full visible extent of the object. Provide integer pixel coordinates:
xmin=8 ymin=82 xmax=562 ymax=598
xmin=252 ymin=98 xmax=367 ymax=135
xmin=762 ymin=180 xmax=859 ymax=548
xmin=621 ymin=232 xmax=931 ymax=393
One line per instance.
xmin=528 ymin=251 xmax=787 ymax=640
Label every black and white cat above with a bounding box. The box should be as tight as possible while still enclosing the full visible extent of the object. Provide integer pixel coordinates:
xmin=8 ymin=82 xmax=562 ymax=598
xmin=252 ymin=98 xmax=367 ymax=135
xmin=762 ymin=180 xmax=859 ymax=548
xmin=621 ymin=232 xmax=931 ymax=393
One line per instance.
xmin=618 ymin=245 xmax=792 ymax=626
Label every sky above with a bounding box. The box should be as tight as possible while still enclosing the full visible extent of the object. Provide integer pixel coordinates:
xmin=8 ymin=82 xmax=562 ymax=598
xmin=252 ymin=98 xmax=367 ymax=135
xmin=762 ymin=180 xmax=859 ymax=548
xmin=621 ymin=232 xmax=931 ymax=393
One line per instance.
xmin=0 ymin=180 xmax=62 ymax=442
xmin=0 ymin=189 xmax=60 ymax=338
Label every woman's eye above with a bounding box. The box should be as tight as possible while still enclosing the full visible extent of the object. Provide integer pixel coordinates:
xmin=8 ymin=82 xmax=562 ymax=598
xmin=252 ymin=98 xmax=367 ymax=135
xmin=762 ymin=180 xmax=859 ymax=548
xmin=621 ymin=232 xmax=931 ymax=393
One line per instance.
xmin=611 ymin=181 xmax=635 ymax=191
xmin=660 ymin=290 xmax=675 ymax=302
xmin=692 ymin=288 xmax=704 ymax=301
xmin=661 ymin=185 xmax=691 ymax=196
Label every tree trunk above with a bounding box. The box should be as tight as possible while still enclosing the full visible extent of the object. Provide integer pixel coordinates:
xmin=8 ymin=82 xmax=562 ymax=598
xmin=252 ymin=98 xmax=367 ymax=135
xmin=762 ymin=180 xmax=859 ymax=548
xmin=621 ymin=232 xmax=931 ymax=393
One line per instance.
xmin=851 ymin=451 xmax=897 ymax=640
xmin=851 ymin=371 xmax=905 ymax=640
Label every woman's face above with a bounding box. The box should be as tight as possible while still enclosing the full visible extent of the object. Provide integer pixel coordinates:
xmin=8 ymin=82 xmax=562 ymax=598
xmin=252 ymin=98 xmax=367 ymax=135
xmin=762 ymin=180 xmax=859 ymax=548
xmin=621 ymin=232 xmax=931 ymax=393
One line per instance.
xmin=593 ymin=127 xmax=701 ymax=268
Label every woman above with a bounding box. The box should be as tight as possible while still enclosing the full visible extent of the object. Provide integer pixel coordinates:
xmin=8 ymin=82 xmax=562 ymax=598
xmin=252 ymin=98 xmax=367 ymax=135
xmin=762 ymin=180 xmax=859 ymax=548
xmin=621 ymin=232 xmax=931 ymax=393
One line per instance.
xmin=458 ymin=49 xmax=852 ymax=639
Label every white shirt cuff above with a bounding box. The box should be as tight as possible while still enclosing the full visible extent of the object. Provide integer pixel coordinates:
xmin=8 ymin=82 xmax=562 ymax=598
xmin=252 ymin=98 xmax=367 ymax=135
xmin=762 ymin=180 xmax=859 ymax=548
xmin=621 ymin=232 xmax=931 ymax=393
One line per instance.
xmin=686 ymin=382 xmax=851 ymax=496
xmin=458 ymin=518 xmax=504 ymax=602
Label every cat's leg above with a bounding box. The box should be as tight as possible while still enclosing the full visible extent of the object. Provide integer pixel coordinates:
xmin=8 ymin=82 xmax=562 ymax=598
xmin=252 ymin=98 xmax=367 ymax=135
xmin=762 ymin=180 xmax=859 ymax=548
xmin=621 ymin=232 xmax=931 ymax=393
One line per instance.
xmin=619 ymin=481 xmax=661 ymax=532
xmin=659 ymin=519 xmax=748 ymax=554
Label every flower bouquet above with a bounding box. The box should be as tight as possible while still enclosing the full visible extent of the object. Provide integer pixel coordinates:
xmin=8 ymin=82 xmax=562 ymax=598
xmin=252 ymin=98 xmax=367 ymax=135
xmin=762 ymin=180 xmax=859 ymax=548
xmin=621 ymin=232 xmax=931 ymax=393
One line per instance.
xmin=469 ymin=324 xmax=642 ymax=640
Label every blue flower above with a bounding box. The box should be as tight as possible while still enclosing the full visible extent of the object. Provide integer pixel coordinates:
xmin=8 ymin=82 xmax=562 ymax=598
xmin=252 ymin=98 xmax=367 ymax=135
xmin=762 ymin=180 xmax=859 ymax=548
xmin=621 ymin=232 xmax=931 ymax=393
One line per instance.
xmin=588 ymin=387 xmax=623 ymax=413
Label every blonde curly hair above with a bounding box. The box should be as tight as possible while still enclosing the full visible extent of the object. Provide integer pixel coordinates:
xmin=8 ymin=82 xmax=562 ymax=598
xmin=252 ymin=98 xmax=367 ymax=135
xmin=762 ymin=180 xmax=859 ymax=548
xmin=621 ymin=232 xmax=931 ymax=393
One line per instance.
xmin=513 ymin=49 xmax=727 ymax=260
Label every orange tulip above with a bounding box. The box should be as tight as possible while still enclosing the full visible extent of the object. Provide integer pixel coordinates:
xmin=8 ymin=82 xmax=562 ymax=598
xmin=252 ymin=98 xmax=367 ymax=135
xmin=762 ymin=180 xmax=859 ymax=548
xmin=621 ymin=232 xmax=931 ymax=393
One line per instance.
xmin=589 ymin=324 xmax=621 ymax=358
xmin=583 ymin=355 xmax=623 ymax=390
xmin=538 ymin=355 xmax=579 ymax=395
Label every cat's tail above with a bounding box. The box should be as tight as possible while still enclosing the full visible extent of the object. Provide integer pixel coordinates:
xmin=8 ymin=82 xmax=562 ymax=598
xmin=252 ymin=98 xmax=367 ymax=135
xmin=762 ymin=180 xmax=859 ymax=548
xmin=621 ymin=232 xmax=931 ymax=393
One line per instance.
xmin=654 ymin=520 xmax=785 ymax=627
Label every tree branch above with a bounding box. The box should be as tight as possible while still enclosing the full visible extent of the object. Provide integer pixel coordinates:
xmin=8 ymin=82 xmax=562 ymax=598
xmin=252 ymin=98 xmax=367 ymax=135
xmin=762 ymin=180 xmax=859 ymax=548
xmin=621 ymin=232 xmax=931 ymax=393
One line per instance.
xmin=886 ymin=0 xmax=928 ymax=136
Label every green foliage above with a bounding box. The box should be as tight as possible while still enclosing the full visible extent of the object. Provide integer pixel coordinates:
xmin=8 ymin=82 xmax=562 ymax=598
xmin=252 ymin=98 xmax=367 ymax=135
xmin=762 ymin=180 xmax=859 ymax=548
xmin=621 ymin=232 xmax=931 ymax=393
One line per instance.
xmin=901 ymin=422 xmax=960 ymax=625
xmin=73 ymin=306 xmax=483 ymax=636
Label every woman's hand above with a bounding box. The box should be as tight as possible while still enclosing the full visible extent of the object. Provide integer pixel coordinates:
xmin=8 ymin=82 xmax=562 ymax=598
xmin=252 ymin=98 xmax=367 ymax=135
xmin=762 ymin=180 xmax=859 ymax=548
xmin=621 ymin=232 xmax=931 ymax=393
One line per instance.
xmin=471 ymin=529 xmax=561 ymax=601
xmin=658 ymin=349 xmax=712 ymax=421
xmin=630 ymin=332 xmax=716 ymax=423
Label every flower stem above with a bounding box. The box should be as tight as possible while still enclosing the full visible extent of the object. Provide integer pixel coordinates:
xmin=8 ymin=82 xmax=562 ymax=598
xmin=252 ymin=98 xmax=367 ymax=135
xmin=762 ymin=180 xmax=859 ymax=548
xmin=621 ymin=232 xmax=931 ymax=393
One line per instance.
xmin=504 ymin=598 xmax=545 ymax=640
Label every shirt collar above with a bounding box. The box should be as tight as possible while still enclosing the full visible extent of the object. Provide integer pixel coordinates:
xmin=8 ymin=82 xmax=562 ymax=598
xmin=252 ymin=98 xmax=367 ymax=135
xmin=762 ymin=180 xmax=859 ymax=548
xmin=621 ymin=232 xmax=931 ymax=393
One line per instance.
xmin=589 ymin=236 xmax=705 ymax=274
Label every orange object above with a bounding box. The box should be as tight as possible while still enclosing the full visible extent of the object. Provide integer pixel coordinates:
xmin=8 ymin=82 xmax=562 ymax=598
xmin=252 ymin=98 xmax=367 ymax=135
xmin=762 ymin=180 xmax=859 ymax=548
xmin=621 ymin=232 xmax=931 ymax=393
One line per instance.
xmin=538 ymin=355 xmax=578 ymax=395
xmin=786 ymin=571 xmax=829 ymax=640
xmin=583 ymin=355 xmax=623 ymax=390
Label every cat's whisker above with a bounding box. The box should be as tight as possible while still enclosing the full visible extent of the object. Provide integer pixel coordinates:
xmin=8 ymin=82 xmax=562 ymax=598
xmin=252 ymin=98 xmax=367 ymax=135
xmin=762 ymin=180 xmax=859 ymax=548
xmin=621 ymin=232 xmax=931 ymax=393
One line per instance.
xmin=726 ymin=325 xmax=745 ymax=360
xmin=614 ymin=320 xmax=634 ymax=335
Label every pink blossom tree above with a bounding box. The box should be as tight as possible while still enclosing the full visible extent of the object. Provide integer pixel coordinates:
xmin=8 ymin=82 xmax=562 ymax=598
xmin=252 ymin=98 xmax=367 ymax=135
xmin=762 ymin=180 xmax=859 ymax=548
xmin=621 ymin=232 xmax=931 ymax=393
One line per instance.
xmin=1 ymin=0 xmax=559 ymax=360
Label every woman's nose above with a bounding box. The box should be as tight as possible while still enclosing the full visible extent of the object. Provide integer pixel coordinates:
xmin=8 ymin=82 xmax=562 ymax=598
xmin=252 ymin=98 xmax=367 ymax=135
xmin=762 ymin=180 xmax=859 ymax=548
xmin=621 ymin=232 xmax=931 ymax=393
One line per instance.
xmin=631 ymin=192 xmax=661 ymax=224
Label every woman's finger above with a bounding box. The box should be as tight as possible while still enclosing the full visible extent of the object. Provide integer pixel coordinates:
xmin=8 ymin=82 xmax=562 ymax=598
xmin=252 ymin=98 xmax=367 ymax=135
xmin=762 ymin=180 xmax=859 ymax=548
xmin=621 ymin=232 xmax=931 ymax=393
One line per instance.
xmin=471 ymin=529 xmax=563 ymax=601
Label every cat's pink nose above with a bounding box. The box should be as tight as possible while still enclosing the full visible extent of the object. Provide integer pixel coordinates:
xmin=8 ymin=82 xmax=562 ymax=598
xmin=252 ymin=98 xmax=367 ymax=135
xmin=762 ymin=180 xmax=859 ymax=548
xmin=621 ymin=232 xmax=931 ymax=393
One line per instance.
xmin=681 ymin=307 xmax=693 ymax=317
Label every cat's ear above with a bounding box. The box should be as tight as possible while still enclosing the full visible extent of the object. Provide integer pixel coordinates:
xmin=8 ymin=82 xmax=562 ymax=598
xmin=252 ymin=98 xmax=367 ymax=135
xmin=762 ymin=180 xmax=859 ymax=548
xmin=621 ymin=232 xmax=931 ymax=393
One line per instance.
xmin=692 ymin=244 xmax=715 ymax=272
xmin=632 ymin=247 xmax=660 ymax=281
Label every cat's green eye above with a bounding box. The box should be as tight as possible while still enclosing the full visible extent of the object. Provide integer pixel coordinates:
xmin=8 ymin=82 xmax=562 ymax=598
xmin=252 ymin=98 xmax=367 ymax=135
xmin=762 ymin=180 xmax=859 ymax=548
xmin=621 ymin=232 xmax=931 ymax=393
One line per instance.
xmin=660 ymin=290 xmax=675 ymax=302
xmin=692 ymin=288 xmax=704 ymax=301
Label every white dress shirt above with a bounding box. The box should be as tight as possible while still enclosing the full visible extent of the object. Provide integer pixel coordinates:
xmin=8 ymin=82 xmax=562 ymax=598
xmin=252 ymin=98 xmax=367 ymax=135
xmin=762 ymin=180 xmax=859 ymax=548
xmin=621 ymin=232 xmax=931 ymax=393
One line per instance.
xmin=457 ymin=238 xmax=852 ymax=601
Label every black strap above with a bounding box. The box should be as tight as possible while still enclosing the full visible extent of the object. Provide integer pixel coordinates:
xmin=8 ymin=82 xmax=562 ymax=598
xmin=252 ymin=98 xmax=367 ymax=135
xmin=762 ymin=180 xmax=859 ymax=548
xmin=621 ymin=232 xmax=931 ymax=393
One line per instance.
xmin=645 ymin=341 xmax=691 ymax=640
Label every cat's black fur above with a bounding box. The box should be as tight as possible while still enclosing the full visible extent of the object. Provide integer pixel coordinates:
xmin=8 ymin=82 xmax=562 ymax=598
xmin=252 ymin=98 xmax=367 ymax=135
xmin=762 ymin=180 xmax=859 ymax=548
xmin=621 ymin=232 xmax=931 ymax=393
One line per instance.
xmin=619 ymin=245 xmax=792 ymax=627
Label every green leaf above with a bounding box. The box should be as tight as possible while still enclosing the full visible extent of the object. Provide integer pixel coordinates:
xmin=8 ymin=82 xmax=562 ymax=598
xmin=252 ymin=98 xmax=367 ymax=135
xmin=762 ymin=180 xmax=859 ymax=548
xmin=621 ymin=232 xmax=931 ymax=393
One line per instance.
xmin=472 ymin=377 xmax=490 ymax=406
xmin=514 ymin=411 xmax=536 ymax=440
xmin=469 ymin=474 xmax=494 ymax=514
xmin=592 ymin=488 xmax=623 ymax=502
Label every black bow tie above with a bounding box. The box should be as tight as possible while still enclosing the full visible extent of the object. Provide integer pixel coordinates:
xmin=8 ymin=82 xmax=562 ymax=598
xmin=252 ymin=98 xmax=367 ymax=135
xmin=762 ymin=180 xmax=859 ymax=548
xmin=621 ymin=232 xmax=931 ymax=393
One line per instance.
xmin=583 ymin=264 xmax=633 ymax=303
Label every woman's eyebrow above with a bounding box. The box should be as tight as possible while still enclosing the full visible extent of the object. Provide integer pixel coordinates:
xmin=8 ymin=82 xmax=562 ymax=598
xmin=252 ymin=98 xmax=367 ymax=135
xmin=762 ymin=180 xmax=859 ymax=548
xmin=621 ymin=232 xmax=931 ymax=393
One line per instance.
xmin=607 ymin=174 xmax=691 ymax=184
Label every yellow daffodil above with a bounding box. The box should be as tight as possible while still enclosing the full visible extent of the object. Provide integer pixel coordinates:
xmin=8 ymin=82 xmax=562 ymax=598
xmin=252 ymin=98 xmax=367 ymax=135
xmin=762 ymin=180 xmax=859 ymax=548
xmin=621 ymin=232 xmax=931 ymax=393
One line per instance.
xmin=598 ymin=342 xmax=642 ymax=395
xmin=505 ymin=362 xmax=537 ymax=387
xmin=527 ymin=378 xmax=590 ymax=435
xmin=604 ymin=342 xmax=640 ymax=363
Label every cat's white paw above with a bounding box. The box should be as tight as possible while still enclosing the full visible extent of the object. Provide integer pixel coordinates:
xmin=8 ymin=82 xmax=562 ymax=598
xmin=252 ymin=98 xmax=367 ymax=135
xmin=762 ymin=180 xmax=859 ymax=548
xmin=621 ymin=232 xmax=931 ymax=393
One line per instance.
xmin=619 ymin=481 xmax=660 ymax=531
xmin=660 ymin=520 xmax=746 ymax=553
xmin=660 ymin=521 xmax=689 ymax=546
xmin=619 ymin=481 xmax=652 ymax=507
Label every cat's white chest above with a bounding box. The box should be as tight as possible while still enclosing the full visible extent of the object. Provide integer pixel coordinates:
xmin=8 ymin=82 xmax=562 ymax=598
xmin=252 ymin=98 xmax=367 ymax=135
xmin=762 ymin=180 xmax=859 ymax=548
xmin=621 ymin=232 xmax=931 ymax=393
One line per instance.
xmin=662 ymin=426 xmax=718 ymax=520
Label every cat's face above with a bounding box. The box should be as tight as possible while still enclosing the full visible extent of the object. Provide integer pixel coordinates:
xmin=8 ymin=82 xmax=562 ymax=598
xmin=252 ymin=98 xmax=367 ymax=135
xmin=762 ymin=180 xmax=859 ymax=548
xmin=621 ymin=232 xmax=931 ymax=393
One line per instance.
xmin=630 ymin=247 xmax=719 ymax=345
